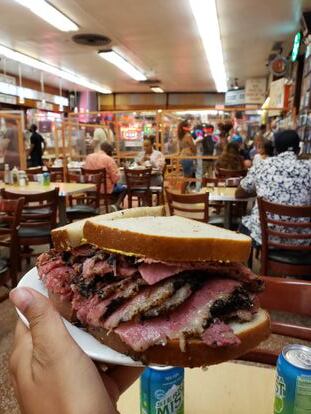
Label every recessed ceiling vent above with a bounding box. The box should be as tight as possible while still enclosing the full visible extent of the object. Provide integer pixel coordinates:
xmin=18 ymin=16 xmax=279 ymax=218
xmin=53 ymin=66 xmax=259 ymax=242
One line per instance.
xmin=138 ymin=79 xmax=161 ymax=85
xmin=72 ymin=34 xmax=111 ymax=47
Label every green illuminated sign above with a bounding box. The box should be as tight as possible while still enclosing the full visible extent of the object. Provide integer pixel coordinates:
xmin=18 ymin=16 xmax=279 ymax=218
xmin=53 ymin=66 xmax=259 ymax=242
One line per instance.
xmin=291 ymin=31 xmax=302 ymax=62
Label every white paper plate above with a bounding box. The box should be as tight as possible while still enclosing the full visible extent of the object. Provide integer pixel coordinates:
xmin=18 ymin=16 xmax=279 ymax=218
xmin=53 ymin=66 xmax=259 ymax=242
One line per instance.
xmin=17 ymin=268 xmax=143 ymax=366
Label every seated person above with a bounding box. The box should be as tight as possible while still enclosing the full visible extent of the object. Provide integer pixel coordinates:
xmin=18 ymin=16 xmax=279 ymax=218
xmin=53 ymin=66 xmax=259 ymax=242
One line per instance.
xmin=236 ymin=130 xmax=311 ymax=245
xmin=252 ymin=139 xmax=274 ymax=167
xmin=215 ymin=142 xmax=245 ymax=171
xmin=230 ymin=134 xmax=251 ymax=168
xmin=135 ymin=137 xmax=165 ymax=170
xmin=85 ymin=141 xmax=125 ymax=200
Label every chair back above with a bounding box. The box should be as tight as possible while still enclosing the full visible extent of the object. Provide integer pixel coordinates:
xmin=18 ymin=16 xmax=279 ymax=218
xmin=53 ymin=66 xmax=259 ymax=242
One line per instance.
xmin=1 ymin=188 xmax=59 ymax=230
xmin=259 ymin=276 xmax=311 ymax=340
xmin=26 ymin=167 xmax=42 ymax=175
xmin=125 ymin=168 xmax=152 ymax=191
xmin=216 ymin=168 xmax=247 ymax=179
xmin=81 ymin=167 xmax=108 ymax=194
xmin=48 ymin=166 xmax=64 ymax=182
xmin=258 ymin=197 xmax=311 ymax=252
xmin=68 ymin=172 xmax=101 ymax=209
xmin=202 ymin=177 xmax=219 ymax=188
xmin=0 ymin=197 xmax=25 ymax=241
xmin=165 ymin=189 xmax=209 ymax=223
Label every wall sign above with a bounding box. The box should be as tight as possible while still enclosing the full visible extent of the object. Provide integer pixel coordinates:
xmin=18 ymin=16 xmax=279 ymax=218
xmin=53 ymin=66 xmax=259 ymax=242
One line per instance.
xmin=225 ymin=89 xmax=245 ymax=106
xmin=268 ymin=78 xmax=286 ymax=116
xmin=245 ymin=78 xmax=266 ymax=104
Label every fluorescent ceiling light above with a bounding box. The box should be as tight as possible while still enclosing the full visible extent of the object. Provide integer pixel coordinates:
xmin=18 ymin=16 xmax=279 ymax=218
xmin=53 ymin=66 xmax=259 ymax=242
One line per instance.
xmin=150 ymin=86 xmax=164 ymax=93
xmin=0 ymin=45 xmax=112 ymax=94
xmin=189 ymin=0 xmax=227 ymax=92
xmin=98 ymin=50 xmax=147 ymax=81
xmin=14 ymin=0 xmax=78 ymax=32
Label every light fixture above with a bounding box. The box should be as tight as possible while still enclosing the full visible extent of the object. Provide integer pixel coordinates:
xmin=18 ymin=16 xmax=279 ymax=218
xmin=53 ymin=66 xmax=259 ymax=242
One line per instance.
xmin=189 ymin=0 xmax=227 ymax=92
xmin=232 ymin=78 xmax=239 ymax=90
xmin=150 ymin=86 xmax=164 ymax=93
xmin=14 ymin=0 xmax=78 ymax=32
xmin=98 ymin=50 xmax=147 ymax=81
xmin=0 ymin=44 xmax=112 ymax=94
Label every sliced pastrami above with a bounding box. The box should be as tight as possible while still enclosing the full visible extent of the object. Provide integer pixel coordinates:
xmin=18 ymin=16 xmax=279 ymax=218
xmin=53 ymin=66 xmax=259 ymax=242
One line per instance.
xmin=103 ymin=280 xmax=177 ymax=330
xmin=201 ymin=319 xmax=240 ymax=347
xmin=138 ymin=263 xmax=183 ymax=285
xmin=82 ymin=255 xmax=112 ymax=279
xmin=137 ymin=260 xmax=263 ymax=292
xmin=115 ymin=279 xmax=240 ymax=352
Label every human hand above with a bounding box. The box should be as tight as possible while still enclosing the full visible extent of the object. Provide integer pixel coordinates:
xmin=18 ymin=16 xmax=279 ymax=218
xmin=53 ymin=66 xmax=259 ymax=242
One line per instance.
xmin=10 ymin=288 xmax=143 ymax=414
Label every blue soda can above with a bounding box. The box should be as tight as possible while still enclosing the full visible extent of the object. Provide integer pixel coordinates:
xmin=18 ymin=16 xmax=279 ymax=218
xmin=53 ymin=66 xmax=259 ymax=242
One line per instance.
xmin=274 ymin=344 xmax=311 ymax=414
xmin=43 ymin=172 xmax=50 ymax=186
xmin=140 ymin=366 xmax=184 ymax=414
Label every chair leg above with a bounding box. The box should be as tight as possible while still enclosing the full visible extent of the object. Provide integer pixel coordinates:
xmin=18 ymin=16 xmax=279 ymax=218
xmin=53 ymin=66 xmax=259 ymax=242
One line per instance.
xmin=128 ymin=193 xmax=132 ymax=209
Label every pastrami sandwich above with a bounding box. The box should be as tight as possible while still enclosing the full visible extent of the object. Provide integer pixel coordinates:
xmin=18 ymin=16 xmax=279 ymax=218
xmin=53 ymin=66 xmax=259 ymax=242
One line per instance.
xmin=37 ymin=206 xmax=270 ymax=367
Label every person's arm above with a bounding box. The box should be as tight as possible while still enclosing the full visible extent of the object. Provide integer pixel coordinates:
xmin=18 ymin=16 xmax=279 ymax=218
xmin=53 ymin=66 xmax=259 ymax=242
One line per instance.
xmin=108 ymin=158 xmax=121 ymax=184
xmin=235 ymin=166 xmax=257 ymax=198
xmin=135 ymin=151 xmax=145 ymax=165
xmin=29 ymin=135 xmax=35 ymax=156
xmin=186 ymin=134 xmax=196 ymax=154
xmin=41 ymin=136 xmax=46 ymax=153
xmin=9 ymin=287 xmax=142 ymax=414
xmin=152 ymin=151 xmax=165 ymax=170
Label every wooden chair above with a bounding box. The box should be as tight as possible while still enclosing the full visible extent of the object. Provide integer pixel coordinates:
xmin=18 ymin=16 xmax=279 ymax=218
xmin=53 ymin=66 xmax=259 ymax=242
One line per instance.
xmin=258 ymin=197 xmax=311 ymax=277
xmin=240 ymin=276 xmax=311 ymax=365
xmin=150 ymin=164 xmax=167 ymax=206
xmin=81 ymin=167 xmax=118 ymax=213
xmin=0 ymin=197 xmax=24 ymax=298
xmin=49 ymin=166 xmax=64 ymax=182
xmin=66 ymin=172 xmax=102 ymax=222
xmin=216 ymin=168 xmax=247 ymax=179
xmin=26 ymin=166 xmax=42 ymax=175
xmin=125 ymin=168 xmax=152 ymax=208
xmin=166 ymin=189 xmax=209 ymax=223
xmin=1 ymin=188 xmax=59 ymax=265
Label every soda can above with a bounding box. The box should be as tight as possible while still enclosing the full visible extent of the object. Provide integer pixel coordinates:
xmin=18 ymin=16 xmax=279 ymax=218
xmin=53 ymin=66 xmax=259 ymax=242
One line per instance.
xmin=274 ymin=344 xmax=311 ymax=414
xmin=43 ymin=172 xmax=50 ymax=186
xmin=140 ymin=366 xmax=184 ymax=414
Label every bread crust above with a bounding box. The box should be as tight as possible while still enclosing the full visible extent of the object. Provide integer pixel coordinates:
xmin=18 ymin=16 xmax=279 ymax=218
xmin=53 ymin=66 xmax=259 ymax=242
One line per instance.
xmin=83 ymin=219 xmax=251 ymax=263
xmin=48 ymin=290 xmax=270 ymax=367
xmin=51 ymin=206 xmax=165 ymax=251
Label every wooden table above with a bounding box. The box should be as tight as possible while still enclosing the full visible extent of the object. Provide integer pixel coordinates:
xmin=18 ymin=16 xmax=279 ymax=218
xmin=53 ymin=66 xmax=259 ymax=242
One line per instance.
xmin=205 ymin=187 xmax=254 ymax=229
xmin=118 ymin=362 xmax=276 ymax=414
xmin=0 ymin=182 xmax=96 ymax=225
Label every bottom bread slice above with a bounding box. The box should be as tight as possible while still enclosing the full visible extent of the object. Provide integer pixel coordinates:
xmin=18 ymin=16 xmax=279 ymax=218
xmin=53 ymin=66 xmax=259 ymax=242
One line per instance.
xmin=48 ymin=290 xmax=270 ymax=367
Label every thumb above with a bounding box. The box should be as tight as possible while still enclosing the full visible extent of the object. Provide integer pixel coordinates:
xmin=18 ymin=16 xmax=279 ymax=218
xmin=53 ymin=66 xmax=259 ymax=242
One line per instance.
xmin=10 ymin=287 xmax=72 ymax=358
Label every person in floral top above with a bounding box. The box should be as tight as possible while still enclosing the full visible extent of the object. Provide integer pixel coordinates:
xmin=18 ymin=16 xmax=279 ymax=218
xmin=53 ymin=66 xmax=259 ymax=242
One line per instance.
xmin=235 ymin=130 xmax=311 ymax=245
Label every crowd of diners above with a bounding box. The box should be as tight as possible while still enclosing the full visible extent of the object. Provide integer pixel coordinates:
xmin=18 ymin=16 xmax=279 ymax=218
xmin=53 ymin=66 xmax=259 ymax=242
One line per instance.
xmin=176 ymin=118 xmax=311 ymax=258
xmin=2 ymin=120 xmax=311 ymax=414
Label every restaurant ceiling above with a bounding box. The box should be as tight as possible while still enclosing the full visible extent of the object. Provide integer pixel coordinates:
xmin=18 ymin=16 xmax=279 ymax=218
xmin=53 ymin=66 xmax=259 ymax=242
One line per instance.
xmin=0 ymin=0 xmax=309 ymax=93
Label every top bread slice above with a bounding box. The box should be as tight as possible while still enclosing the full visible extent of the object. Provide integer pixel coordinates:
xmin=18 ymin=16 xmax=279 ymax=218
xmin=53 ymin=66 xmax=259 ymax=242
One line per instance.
xmin=83 ymin=215 xmax=251 ymax=263
xmin=52 ymin=206 xmax=165 ymax=250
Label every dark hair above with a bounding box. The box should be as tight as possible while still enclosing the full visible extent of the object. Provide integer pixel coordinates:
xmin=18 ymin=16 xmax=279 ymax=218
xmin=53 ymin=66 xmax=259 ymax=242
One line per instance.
xmin=263 ymin=140 xmax=274 ymax=157
xmin=144 ymin=135 xmax=155 ymax=146
xmin=177 ymin=120 xmax=190 ymax=140
xmin=100 ymin=141 xmax=113 ymax=156
xmin=274 ymin=129 xmax=300 ymax=154
xmin=259 ymin=124 xmax=267 ymax=133
xmin=226 ymin=141 xmax=240 ymax=156
xmin=30 ymin=124 xmax=37 ymax=132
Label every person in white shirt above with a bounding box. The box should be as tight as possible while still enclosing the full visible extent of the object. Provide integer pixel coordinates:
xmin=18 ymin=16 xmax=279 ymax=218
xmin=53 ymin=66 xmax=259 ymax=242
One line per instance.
xmin=135 ymin=137 xmax=165 ymax=170
xmin=236 ymin=130 xmax=311 ymax=246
